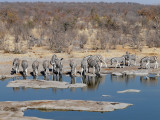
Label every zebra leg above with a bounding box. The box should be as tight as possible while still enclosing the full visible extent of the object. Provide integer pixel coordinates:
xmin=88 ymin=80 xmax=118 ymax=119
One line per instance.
xmin=140 ymin=62 xmax=143 ymax=69
xmin=116 ymin=62 xmax=118 ymax=68
xmin=15 ymin=67 xmax=18 ymax=74
xmin=17 ymin=66 xmax=19 ymax=73
xmin=25 ymin=69 xmax=28 ymax=76
xmin=93 ymin=67 xmax=95 ymax=75
xmin=36 ymin=69 xmax=38 ymax=76
xmin=155 ymin=62 xmax=158 ymax=69
xmin=127 ymin=60 xmax=129 ymax=66
xmin=52 ymin=65 xmax=54 ymax=73
xmin=129 ymin=61 xmax=131 ymax=66
xmin=86 ymin=67 xmax=88 ymax=73
xmin=117 ymin=62 xmax=120 ymax=68
xmin=75 ymin=68 xmax=77 ymax=75
xmin=58 ymin=69 xmax=60 ymax=76
xmin=81 ymin=68 xmax=83 ymax=76
xmin=122 ymin=63 xmax=125 ymax=68
xmin=146 ymin=63 xmax=148 ymax=69
xmin=100 ymin=63 xmax=102 ymax=68
xmin=80 ymin=77 xmax=83 ymax=83
xmin=146 ymin=62 xmax=150 ymax=69
xmin=18 ymin=66 xmax=19 ymax=73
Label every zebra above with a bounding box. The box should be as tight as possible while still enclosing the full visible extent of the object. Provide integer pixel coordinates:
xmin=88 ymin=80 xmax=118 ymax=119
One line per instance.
xmin=70 ymin=60 xmax=77 ymax=76
xmin=110 ymin=56 xmax=125 ymax=68
xmin=50 ymin=54 xmax=57 ymax=72
xmin=55 ymin=58 xmax=63 ymax=75
xmin=87 ymin=57 xmax=101 ymax=75
xmin=140 ymin=56 xmax=158 ymax=69
xmin=91 ymin=55 xmax=107 ymax=68
xmin=81 ymin=55 xmax=92 ymax=75
xmin=32 ymin=60 xmax=39 ymax=76
xmin=123 ymin=54 xmax=136 ymax=66
xmin=21 ymin=60 xmax=28 ymax=76
xmin=149 ymin=56 xmax=158 ymax=69
xmin=87 ymin=55 xmax=107 ymax=73
xmin=12 ymin=58 xmax=20 ymax=74
xmin=43 ymin=60 xmax=50 ymax=76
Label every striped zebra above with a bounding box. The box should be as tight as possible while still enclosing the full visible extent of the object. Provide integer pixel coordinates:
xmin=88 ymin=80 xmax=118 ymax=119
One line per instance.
xmin=140 ymin=56 xmax=158 ymax=69
xmin=110 ymin=56 xmax=125 ymax=68
xmin=81 ymin=55 xmax=92 ymax=75
xmin=70 ymin=59 xmax=77 ymax=76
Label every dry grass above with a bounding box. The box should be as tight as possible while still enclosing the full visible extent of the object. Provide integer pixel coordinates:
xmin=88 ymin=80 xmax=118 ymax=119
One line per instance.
xmin=1 ymin=45 xmax=160 ymax=60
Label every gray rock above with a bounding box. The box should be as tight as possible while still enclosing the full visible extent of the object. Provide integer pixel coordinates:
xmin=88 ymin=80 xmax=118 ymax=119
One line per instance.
xmin=133 ymin=70 xmax=149 ymax=76
xmin=112 ymin=72 xmax=123 ymax=76
xmin=117 ymin=89 xmax=141 ymax=93
xmin=7 ymin=80 xmax=87 ymax=89
xmin=0 ymin=75 xmax=6 ymax=80
xmin=0 ymin=100 xmax=132 ymax=120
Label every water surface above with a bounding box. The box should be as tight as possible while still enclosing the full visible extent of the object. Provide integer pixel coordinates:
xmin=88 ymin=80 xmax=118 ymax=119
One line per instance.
xmin=0 ymin=74 xmax=160 ymax=120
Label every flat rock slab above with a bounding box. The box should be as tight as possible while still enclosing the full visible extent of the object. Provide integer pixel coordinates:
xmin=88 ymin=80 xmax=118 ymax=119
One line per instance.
xmin=112 ymin=72 xmax=123 ymax=76
xmin=25 ymin=100 xmax=132 ymax=112
xmin=123 ymin=70 xmax=149 ymax=76
xmin=0 ymin=100 xmax=132 ymax=120
xmin=0 ymin=110 xmax=48 ymax=120
xmin=133 ymin=70 xmax=149 ymax=76
xmin=102 ymin=95 xmax=111 ymax=97
xmin=117 ymin=89 xmax=141 ymax=93
xmin=7 ymin=80 xmax=87 ymax=89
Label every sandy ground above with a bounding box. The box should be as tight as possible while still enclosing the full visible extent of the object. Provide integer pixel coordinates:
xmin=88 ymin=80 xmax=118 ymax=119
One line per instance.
xmin=1 ymin=45 xmax=160 ymax=77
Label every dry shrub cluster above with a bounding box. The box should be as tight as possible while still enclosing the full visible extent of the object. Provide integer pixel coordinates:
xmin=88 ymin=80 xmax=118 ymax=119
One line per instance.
xmin=0 ymin=2 xmax=159 ymax=53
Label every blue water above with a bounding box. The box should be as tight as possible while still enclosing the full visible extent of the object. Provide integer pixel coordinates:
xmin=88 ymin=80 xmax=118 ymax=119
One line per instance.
xmin=0 ymin=74 xmax=160 ymax=120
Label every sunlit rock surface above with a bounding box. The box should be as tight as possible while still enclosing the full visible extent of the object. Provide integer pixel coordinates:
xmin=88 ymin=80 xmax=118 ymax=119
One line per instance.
xmin=123 ymin=70 xmax=149 ymax=76
xmin=117 ymin=89 xmax=141 ymax=93
xmin=102 ymin=95 xmax=111 ymax=97
xmin=112 ymin=72 xmax=123 ymax=76
xmin=0 ymin=100 xmax=132 ymax=119
xmin=7 ymin=80 xmax=87 ymax=89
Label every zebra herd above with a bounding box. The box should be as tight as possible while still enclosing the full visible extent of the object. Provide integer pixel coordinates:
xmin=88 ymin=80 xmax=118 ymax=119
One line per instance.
xmin=11 ymin=52 xmax=159 ymax=78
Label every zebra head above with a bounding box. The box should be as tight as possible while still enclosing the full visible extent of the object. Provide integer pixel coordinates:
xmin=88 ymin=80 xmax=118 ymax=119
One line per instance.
xmin=97 ymin=55 xmax=107 ymax=67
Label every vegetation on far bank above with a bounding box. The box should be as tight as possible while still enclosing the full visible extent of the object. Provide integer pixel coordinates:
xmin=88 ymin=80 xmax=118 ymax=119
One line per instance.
xmin=0 ymin=2 xmax=160 ymax=54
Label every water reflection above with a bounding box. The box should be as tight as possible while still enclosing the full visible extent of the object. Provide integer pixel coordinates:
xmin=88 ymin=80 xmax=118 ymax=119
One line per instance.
xmin=111 ymin=74 xmax=136 ymax=84
xmin=71 ymin=76 xmax=76 ymax=84
xmin=22 ymin=87 xmax=27 ymax=91
xmin=33 ymin=76 xmax=38 ymax=80
xmin=22 ymin=75 xmax=27 ymax=80
xmin=52 ymin=74 xmax=62 ymax=81
xmin=140 ymin=76 xmax=158 ymax=86
xmin=110 ymin=74 xmax=159 ymax=86
xmin=82 ymin=75 xmax=105 ymax=90
xmin=13 ymin=87 xmax=20 ymax=92
xmin=10 ymin=75 xmax=106 ymax=92
xmin=8 ymin=74 xmax=160 ymax=93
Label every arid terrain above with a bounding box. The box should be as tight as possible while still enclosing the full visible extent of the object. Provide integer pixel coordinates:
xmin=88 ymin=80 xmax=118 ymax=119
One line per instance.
xmin=0 ymin=2 xmax=160 ymax=120
xmin=0 ymin=45 xmax=160 ymax=78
